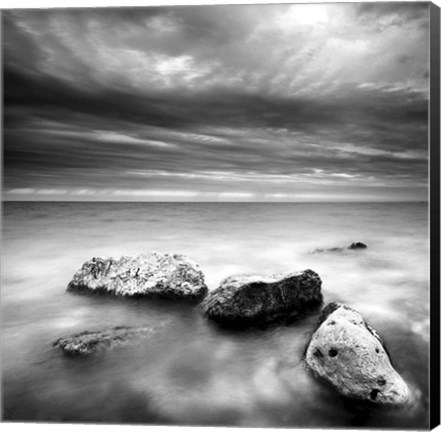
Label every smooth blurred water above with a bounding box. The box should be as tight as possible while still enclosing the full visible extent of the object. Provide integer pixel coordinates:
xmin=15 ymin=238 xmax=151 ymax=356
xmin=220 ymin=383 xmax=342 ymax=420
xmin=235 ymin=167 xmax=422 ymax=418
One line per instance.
xmin=1 ymin=201 xmax=429 ymax=428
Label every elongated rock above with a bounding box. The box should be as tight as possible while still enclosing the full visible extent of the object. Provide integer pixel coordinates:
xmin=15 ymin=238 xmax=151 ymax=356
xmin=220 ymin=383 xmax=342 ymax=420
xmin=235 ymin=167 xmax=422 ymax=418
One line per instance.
xmin=200 ymin=269 xmax=322 ymax=327
xmin=305 ymin=302 xmax=410 ymax=405
xmin=311 ymin=242 xmax=367 ymax=254
xmin=54 ymin=326 xmax=157 ymax=356
xmin=67 ymin=252 xmax=208 ymax=300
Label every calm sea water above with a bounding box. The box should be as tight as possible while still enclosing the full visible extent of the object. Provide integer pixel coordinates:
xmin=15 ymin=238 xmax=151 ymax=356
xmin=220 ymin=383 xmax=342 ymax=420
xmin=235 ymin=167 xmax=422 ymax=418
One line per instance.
xmin=1 ymin=201 xmax=430 ymax=428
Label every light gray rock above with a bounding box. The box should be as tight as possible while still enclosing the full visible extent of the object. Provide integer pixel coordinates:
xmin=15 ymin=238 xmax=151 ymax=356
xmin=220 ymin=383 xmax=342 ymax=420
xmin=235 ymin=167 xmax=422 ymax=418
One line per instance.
xmin=67 ymin=252 xmax=208 ymax=300
xmin=54 ymin=326 xmax=156 ymax=356
xmin=305 ymin=302 xmax=410 ymax=405
xmin=200 ymin=269 xmax=322 ymax=327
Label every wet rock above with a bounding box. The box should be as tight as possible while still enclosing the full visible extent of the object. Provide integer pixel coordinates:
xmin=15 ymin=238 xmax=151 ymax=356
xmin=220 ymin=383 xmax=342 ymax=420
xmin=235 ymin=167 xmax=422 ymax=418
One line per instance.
xmin=200 ymin=269 xmax=322 ymax=327
xmin=312 ymin=247 xmax=345 ymax=253
xmin=54 ymin=326 xmax=157 ymax=356
xmin=305 ymin=302 xmax=410 ymax=405
xmin=67 ymin=252 xmax=208 ymax=300
xmin=311 ymin=242 xmax=367 ymax=253
xmin=348 ymin=242 xmax=367 ymax=250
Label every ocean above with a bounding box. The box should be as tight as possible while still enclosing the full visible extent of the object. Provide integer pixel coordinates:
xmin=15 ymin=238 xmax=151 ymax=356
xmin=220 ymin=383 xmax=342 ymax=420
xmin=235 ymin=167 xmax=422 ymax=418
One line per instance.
xmin=1 ymin=201 xmax=430 ymax=428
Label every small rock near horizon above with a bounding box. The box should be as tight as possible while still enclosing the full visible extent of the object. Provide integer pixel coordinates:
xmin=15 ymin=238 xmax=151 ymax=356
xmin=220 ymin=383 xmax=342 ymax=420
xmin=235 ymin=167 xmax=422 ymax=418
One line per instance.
xmin=348 ymin=242 xmax=367 ymax=250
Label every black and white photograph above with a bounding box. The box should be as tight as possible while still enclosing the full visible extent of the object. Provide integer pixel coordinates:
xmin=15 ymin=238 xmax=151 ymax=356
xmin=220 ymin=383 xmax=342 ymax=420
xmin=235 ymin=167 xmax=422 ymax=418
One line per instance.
xmin=1 ymin=1 xmax=440 ymax=429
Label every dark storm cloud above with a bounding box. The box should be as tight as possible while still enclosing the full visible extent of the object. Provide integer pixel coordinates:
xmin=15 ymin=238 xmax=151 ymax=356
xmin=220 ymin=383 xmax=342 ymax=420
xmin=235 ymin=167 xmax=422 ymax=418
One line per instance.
xmin=2 ymin=3 xmax=429 ymax=201
xmin=4 ymin=62 xmax=427 ymax=141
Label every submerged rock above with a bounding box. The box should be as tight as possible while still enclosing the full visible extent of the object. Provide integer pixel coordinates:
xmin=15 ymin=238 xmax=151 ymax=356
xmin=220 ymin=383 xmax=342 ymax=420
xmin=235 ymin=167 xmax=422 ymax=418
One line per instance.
xmin=67 ymin=252 xmax=208 ymax=300
xmin=304 ymin=302 xmax=410 ymax=405
xmin=54 ymin=326 xmax=156 ymax=356
xmin=311 ymin=242 xmax=367 ymax=254
xmin=200 ymin=269 xmax=322 ymax=327
xmin=312 ymin=247 xmax=345 ymax=253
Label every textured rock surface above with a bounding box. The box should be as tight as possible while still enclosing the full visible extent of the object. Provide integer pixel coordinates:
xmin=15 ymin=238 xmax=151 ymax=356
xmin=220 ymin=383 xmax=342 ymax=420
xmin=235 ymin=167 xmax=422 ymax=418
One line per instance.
xmin=68 ymin=252 xmax=208 ymax=300
xmin=311 ymin=242 xmax=367 ymax=253
xmin=54 ymin=326 xmax=157 ymax=356
xmin=305 ymin=302 xmax=410 ymax=405
xmin=200 ymin=269 xmax=322 ymax=327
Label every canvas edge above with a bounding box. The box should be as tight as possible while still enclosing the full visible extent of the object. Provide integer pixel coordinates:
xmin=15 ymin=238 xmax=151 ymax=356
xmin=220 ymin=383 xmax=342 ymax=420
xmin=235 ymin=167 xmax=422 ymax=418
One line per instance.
xmin=430 ymin=1 xmax=441 ymax=429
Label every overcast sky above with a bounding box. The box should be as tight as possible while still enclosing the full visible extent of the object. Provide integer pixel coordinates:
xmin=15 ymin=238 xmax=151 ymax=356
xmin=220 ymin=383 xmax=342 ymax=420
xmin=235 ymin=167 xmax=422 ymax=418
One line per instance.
xmin=3 ymin=2 xmax=429 ymax=202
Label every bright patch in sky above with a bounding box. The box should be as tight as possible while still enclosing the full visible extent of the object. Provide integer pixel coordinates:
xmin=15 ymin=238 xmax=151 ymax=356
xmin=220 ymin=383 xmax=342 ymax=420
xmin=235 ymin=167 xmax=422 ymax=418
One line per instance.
xmin=280 ymin=4 xmax=330 ymax=27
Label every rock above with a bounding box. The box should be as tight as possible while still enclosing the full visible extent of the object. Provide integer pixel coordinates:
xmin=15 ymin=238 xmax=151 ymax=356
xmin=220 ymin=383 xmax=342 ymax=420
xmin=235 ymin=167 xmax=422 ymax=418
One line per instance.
xmin=200 ymin=269 xmax=322 ymax=327
xmin=304 ymin=302 xmax=410 ymax=405
xmin=67 ymin=252 xmax=208 ymax=300
xmin=54 ymin=326 xmax=156 ymax=356
xmin=312 ymin=247 xmax=345 ymax=253
xmin=311 ymin=242 xmax=367 ymax=253
xmin=348 ymin=242 xmax=367 ymax=250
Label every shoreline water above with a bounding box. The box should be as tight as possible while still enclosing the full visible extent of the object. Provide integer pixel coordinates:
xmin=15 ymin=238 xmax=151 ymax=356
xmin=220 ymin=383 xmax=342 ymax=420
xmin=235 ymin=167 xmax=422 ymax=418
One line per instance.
xmin=1 ymin=201 xmax=429 ymax=428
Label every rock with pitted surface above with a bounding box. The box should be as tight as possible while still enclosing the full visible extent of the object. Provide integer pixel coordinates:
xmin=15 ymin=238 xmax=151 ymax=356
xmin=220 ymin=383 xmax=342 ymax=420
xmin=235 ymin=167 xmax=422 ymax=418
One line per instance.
xmin=200 ymin=269 xmax=322 ymax=327
xmin=54 ymin=326 xmax=157 ymax=356
xmin=67 ymin=252 xmax=208 ymax=300
xmin=305 ymin=302 xmax=410 ymax=405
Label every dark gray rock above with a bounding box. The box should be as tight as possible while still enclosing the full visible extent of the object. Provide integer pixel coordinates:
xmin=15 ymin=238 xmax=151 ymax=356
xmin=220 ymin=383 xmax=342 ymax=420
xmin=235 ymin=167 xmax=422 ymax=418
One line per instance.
xmin=200 ymin=269 xmax=322 ymax=327
xmin=67 ymin=252 xmax=208 ymax=301
xmin=54 ymin=326 xmax=157 ymax=356
xmin=348 ymin=242 xmax=367 ymax=250
xmin=305 ymin=302 xmax=410 ymax=405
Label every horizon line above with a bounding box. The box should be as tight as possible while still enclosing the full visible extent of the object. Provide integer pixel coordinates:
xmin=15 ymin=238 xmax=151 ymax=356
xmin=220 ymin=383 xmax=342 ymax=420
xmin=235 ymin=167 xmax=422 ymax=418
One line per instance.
xmin=1 ymin=199 xmax=429 ymax=204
